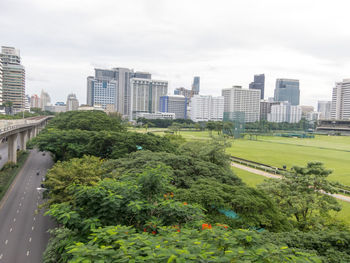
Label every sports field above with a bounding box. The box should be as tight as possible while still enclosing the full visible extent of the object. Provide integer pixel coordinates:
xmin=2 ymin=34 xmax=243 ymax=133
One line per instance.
xmin=173 ymin=131 xmax=350 ymax=186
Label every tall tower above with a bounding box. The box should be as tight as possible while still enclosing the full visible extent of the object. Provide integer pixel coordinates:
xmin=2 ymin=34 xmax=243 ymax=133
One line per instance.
xmin=274 ymin=78 xmax=300 ymax=105
xmin=331 ymin=79 xmax=350 ymax=120
xmin=249 ymin=74 xmax=265 ymax=99
xmin=0 ymin=46 xmax=25 ymax=112
xmin=191 ymin=76 xmax=200 ymax=96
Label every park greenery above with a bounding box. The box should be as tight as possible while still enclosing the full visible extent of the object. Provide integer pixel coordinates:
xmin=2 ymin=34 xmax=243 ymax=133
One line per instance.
xmin=29 ymin=111 xmax=350 ymax=262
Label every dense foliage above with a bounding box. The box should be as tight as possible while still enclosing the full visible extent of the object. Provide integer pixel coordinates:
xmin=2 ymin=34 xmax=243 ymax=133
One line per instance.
xmin=47 ymin=110 xmax=125 ymax=132
xmin=34 ymin=111 xmax=349 ymax=262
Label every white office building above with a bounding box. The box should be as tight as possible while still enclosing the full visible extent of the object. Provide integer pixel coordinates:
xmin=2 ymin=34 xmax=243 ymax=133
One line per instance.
xmin=129 ymin=78 xmax=168 ymax=120
xmin=222 ymin=86 xmax=260 ymax=123
xmin=267 ymin=102 xmax=302 ymax=123
xmin=190 ymin=95 xmax=224 ymax=122
xmin=317 ymin=101 xmax=332 ymax=120
xmin=331 ymin=79 xmax=350 ymax=120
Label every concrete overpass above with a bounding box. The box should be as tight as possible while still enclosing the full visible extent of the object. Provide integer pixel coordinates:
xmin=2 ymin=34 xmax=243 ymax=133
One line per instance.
xmin=0 ymin=116 xmax=52 ymax=163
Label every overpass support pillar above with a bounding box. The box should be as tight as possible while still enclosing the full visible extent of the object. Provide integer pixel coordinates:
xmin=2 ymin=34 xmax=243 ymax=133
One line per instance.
xmin=19 ymin=130 xmax=28 ymax=151
xmin=8 ymin=133 xmax=18 ymax=164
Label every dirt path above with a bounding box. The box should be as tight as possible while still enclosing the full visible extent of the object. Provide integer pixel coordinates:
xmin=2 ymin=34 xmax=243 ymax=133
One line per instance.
xmin=231 ymin=162 xmax=350 ymax=203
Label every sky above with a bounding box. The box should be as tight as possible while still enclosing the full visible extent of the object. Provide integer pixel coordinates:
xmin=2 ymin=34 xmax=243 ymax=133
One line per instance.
xmin=1 ymin=0 xmax=350 ymax=108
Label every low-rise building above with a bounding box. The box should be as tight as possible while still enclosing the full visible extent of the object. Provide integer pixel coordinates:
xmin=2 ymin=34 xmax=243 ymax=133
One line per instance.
xmin=136 ymin=112 xmax=175 ymax=120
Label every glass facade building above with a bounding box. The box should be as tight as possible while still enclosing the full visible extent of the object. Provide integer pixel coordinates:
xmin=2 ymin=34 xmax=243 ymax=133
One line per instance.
xmin=274 ymin=79 xmax=300 ymax=105
xmin=249 ymin=74 xmax=265 ymax=99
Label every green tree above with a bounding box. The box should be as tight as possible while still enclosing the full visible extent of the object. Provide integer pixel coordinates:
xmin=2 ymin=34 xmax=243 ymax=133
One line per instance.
xmin=259 ymin=162 xmax=341 ymax=230
xmin=47 ymin=110 xmax=125 ymax=132
xmin=44 ymin=155 xmax=107 ymax=204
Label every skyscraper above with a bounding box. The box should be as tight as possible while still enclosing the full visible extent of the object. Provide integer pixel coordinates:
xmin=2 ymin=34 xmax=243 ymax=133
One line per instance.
xmin=66 ymin=93 xmax=79 ymax=111
xmin=40 ymin=90 xmax=51 ymax=110
xmin=317 ymin=101 xmax=332 ymax=119
xmin=191 ymin=76 xmax=200 ymax=95
xmin=129 ymin=77 xmax=168 ymax=120
xmin=159 ymin=95 xmax=187 ymax=119
xmin=331 ymin=79 xmax=350 ymax=120
xmin=87 ymin=68 xmax=164 ymax=117
xmin=0 ymin=46 xmax=25 ymax=111
xmin=249 ymin=74 xmax=265 ymax=99
xmin=222 ymin=86 xmax=260 ymax=123
xmin=274 ymin=79 xmax=300 ymax=105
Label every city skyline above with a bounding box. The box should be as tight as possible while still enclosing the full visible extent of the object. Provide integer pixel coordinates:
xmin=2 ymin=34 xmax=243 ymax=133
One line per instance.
xmin=2 ymin=0 xmax=350 ymax=107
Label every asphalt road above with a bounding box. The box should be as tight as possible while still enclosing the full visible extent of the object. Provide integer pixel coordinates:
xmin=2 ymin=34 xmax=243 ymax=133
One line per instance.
xmin=0 ymin=149 xmax=54 ymax=263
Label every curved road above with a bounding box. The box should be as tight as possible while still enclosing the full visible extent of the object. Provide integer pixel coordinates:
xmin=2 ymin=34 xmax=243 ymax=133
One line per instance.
xmin=0 ymin=149 xmax=54 ymax=263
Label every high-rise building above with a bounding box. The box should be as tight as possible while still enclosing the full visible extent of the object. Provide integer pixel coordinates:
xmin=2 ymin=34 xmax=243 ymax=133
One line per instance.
xmin=0 ymin=46 xmax=25 ymax=111
xmin=274 ymin=79 xmax=300 ymax=105
xmin=191 ymin=76 xmax=200 ymax=95
xmin=129 ymin=78 xmax=168 ymax=120
xmin=24 ymin=94 xmax=30 ymax=112
xmin=317 ymin=101 xmax=332 ymax=119
xmin=249 ymin=74 xmax=265 ymax=99
xmin=87 ymin=74 xmax=116 ymax=110
xmin=174 ymin=87 xmax=192 ymax=98
xmin=87 ymin=68 xmax=163 ymax=117
xmin=260 ymin=100 xmax=280 ymax=121
xmin=66 ymin=93 xmax=79 ymax=111
xmin=267 ymin=102 xmax=302 ymax=123
xmin=331 ymin=79 xmax=350 ymax=120
xmin=222 ymin=86 xmax=260 ymax=123
xmin=190 ymin=95 xmax=224 ymax=122
xmin=30 ymin=94 xmax=40 ymax=108
xmin=40 ymin=90 xmax=51 ymax=110
xmin=159 ymin=95 xmax=187 ymax=119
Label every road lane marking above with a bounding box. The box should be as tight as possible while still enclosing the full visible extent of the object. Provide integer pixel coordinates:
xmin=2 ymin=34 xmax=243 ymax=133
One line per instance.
xmin=29 ymin=237 xmax=32 ymax=242
xmin=31 ymin=226 xmax=34 ymax=231
xmin=13 ymin=218 xmax=16 ymax=222
xmin=5 ymin=240 xmax=8 ymax=245
xmin=16 ymin=209 xmax=19 ymax=213
xmin=0 ymin=254 xmax=3 ymax=259
xmin=33 ymin=217 xmax=36 ymax=221
xmin=26 ymin=251 xmax=30 ymax=256
xmin=19 ymin=203 xmax=22 ymax=206
xmin=10 ymin=228 xmax=12 ymax=232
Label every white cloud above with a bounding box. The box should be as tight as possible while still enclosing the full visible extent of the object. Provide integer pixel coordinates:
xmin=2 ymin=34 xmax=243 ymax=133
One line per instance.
xmin=1 ymin=0 xmax=350 ymax=106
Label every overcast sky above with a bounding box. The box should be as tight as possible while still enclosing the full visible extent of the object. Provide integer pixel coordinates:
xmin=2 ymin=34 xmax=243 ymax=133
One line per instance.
xmin=1 ymin=0 xmax=350 ymax=107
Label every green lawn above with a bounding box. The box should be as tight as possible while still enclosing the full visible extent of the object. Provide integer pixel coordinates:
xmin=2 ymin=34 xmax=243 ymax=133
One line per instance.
xmin=171 ymin=130 xmax=350 ymax=186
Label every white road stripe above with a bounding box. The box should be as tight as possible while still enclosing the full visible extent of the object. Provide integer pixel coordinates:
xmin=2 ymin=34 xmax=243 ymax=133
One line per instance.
xmin=29 ymin=237 xmax=32 ymax=242
xmin=31 ymin=226 xmax=34 ymax=231
xmin=26 ymin=251 xmax=30 ymax=256
xmin=0 ymin=254 xmax=3 ymax=259
xmin=5 ymin=240 xmax=8 ymax=245
xmin=16 ymin=210 xmax=19 ymax=213
xmin=10 ymin=228 xmax=12 ymax=232
xmin=13 ymin=218 xmax=16 ymax=222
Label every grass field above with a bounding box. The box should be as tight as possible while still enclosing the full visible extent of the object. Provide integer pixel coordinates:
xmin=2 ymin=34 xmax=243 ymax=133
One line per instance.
xmin=130 ymin=128 xmax=350 ymax=185
xmin=169 ymin=131 xmax=350 ymax=186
